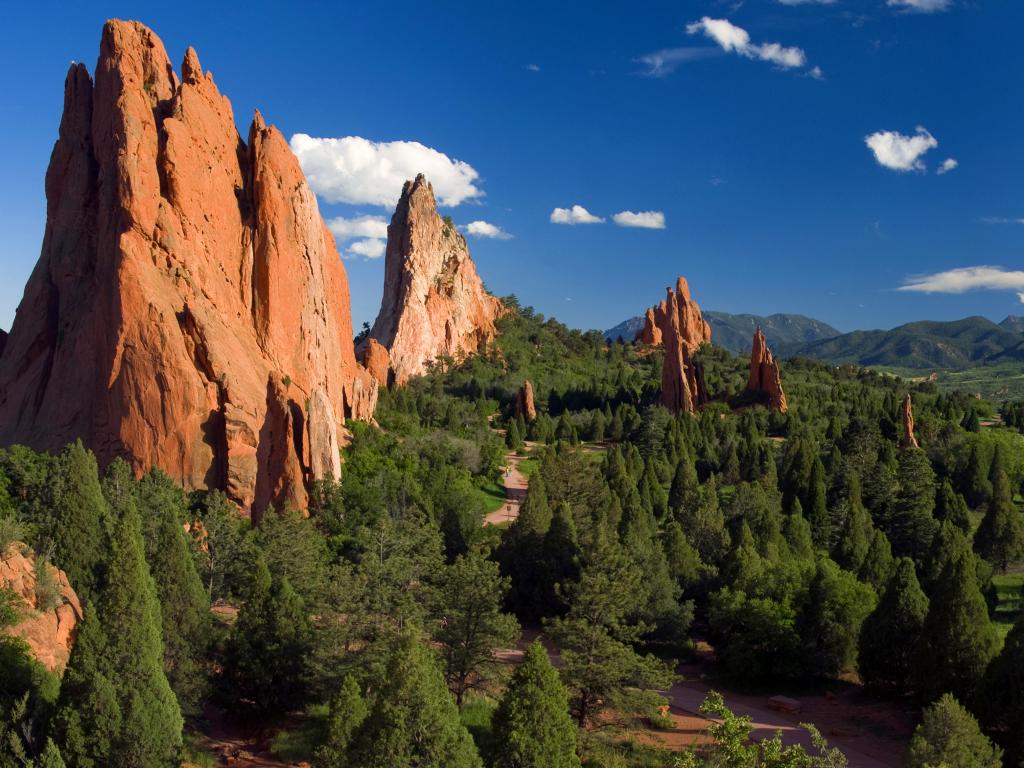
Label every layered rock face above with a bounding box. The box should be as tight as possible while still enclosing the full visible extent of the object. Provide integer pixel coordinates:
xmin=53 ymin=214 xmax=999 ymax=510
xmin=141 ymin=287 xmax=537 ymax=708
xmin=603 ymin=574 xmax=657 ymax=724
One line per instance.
xmin=0 ymin=21 xmax=375 ymax=516
xmin=900 ymin=393 xmax=919 ymax=449
xmin=638 ymin=277 xmax=712 ymax=353
xmin=1 ymin=544 xmax=82 ymax=673
xmin=637 ymin=277 xmax=711 ymax=414
xmin=515 ymin=380 xmax=537 ymax=423
xmin=362 ymin=175 xmax=502 ymax=386
xmin=747 ymin=328 xmax=788 ymax=413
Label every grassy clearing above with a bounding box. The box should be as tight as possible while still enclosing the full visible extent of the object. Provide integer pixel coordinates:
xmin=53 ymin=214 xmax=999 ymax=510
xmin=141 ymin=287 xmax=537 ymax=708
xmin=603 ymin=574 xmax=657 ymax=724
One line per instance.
xmin=476 ymin=479 xmax=507 ymax=514
xmin=992 ymin=571 xmax=1023 ymax=642
xmin=516 ymin=457 xmax=540 ymax=478
xmin=269 ymin=704 xmax=329 ymax=762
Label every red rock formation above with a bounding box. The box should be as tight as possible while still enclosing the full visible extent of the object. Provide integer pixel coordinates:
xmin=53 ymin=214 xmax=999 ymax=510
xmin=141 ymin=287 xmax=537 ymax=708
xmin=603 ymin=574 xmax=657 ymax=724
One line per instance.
xmin=1 ymin=544 xmax=82 ymax=673
xmin=900 ymin=393 xmax=919 ymax=449
xmin=361 ymin=338 xmax=391 ymax=386
xmin=516 ymin=380 xmax=537 ymax=423
xmin=635 ymin=276 xmax=711 ymax=414
xmin=363 ymin=174 xmax=502 ymax=386
xmin=746 ymin=328 xmax=788 ymax=413
xmin=661 ymin=312 xmax=710 ymax=414
xmin=638 ymin=276 xmax=712 ymax=353
xmin=0 ymin=21 xmax=375 ymax=516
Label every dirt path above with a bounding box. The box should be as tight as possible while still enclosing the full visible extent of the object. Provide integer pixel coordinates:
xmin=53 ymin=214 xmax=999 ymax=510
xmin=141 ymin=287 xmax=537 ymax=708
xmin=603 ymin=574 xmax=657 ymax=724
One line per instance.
xmin=483 ymin=444 xmax=532 ymax=526
xmin=195 ymin=704 xmax=294 ymax=767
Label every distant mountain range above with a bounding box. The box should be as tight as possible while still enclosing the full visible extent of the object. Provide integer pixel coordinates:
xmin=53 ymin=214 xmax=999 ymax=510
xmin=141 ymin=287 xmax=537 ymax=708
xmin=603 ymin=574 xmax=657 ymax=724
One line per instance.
xmin=779 ymin=316 xmax=1024 ymax=369
xmin=604 ymin=312 xmax=1024 ymax=370
xmin=603 ymin=311 xmax=841 ymax=355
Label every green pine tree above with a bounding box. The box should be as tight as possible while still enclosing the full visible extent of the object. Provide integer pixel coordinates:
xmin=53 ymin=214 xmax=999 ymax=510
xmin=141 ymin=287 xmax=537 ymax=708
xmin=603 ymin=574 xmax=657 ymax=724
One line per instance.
xmin=223 ymin=555 xmax=312 ymax=714
xmin=887 ymin=448 xmax=938 ymax=566
xmin=858 ymin=558 xmax=928 ymax=691
xmin=912 ymin=551 xmax=1000 ymax=704
xmin=47 ymin=441 xmax=110 ymax=604
xmin=433 ymin=551 xmax=520 ymax=706
xmin=344 ymin=633 xmax=482 ymax=768
xmin=55 ymin=497 xmax=183 ymax=767
xmin=905 ymin=694 xmax=1001 ymax=768
xmin=135 ymin=470 xmax=211 ymax=715
xmin=934 ymin=479 xmax=972 ymax=535
xmin=314 ymin=675 xmax=368 ymax=767
xmin=973 ymin=467 xmax=1024 ymax=571
xmin=492 ymin=642 xmax=580 ymax=768
xmin=976 ymin=614 xmax=1024 ymax=762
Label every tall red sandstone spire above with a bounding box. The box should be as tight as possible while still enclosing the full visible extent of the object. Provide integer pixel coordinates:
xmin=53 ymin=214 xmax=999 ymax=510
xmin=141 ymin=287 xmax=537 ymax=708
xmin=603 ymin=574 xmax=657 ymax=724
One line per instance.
xmin=0 ymin=21 xmax=376 ymax=516
xmin=637 ymin=276 xmax=711 ymax=414
xmin=746 ymin=328 xmax=788 ymax=413
xmin=900 ymin=393 xmax=919 ymax=449
xmin=361 ymin=174 xmax=503 ymax=386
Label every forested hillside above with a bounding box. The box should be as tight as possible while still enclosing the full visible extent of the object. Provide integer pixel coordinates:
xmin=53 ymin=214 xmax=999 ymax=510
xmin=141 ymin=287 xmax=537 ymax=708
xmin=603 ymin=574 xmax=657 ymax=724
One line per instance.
xmin=2 ymin=300 xmax=1023 ymax=767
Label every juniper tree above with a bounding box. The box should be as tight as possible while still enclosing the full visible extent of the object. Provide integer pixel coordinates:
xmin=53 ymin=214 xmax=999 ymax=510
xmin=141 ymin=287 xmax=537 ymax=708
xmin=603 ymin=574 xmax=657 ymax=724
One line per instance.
xmin=492 ymin=642 xmax=580 ymax=768
xmin=974 ymin=467 xmax=1024 ymax=571
xmin=858 ymin=558 xmax=928 ymax=691
xmin=55 ymin=498 xmax=183 ymax=767
xmin=912 ymin=551 xmax=999 ymax=704
xmin=905 ymin=694 xmax=1001 ymax=768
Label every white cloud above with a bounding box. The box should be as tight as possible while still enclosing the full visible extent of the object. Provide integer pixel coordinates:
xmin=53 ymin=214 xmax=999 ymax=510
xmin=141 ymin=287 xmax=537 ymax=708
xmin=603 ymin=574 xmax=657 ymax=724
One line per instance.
xmin=289 ymin=134 xmax=483 ymax=207
xmin=898 ymin=266 xmax=1024 ymax=303
xmin=347 ymin=238 xmax=386 ymax=259
xmin=613 ymin=210 xmax=666 ymax=229
xmin=981 ymin=216 xmax=1024 ymax=225
xmin=550 ymin=205 xmax=605 ymax=225
xmin=778 ymin=0 xmax=836 ymax=4
xmin=326 ymin=214 xmax=388 ymax=242
xmin=888 ymin=0 xmax=951 ymax=12
xmin=464 ymin=220 xmax=512 ymax=239
xmin=937 ymin=158 xmax=959 ymax=175
xmin=525 ymin=63 xmax=541 ymax=72
xmin=808 ymin=65 xmax=824 ymax=80
xmin=865 ymin=126 xmax=938 ymax=172
xmin=636 ymin=47 xmax=722 ymax=77
xmin=686 ymin=17 xmax=811 ymax=71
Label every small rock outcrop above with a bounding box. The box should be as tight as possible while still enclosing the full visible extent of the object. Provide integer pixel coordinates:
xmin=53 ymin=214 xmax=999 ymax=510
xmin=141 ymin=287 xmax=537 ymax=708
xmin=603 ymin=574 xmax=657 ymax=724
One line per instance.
xmin=515 ymin=380 xmax=537 ymax=423
xmin=1 ymin=544 xmax=82 ymax=673
xmin=747 ymin=328 xmax=788 ymax=413
xmin=0 ymin=21 xmax=376 ymax=516
xmin=0 ymin=329 xmax=7 ymax=358
xmin=362 ymin=338 xmax=391 ymax=387
xmin=900 ymin=393 xmax=919 ymax=449
xmin=638 ymin=277 xmax=712 ymax=353
xmin=361 ymin=174 xmax=503 ymax=386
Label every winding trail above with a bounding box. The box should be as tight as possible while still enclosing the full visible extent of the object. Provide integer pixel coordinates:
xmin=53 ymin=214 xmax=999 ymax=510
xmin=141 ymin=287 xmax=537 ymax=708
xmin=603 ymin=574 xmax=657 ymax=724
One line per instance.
xmin=482 ymin=432 xmax=535 ymax=526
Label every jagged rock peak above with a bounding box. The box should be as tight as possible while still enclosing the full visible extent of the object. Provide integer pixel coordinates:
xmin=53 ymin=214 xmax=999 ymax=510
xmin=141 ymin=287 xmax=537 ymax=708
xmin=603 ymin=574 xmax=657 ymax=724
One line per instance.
xmin=1 ymin=544 xmax=82 ymax=673
xmin=361 ymin=172 xmax=503 ymax=386
xmin=635 ymin=276 xmax=711 ymax=414
xmin=638 ymin=275 xmax=712 ymax=352
xmin=746 ymin=328 xmax=788 ymax=413
xmin=0 ymin=20 xmax=377 ymax=517
xmin=900 ymin=393 xmax=919 ymax=449
xmin=516 ymin=380 xmax=537 ymax=423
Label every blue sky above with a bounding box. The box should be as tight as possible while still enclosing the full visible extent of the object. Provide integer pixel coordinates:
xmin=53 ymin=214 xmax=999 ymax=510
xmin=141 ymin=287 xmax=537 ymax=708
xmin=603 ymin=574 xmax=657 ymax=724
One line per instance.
xmin=2 ymin=0 xmax=1023 ymax=334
